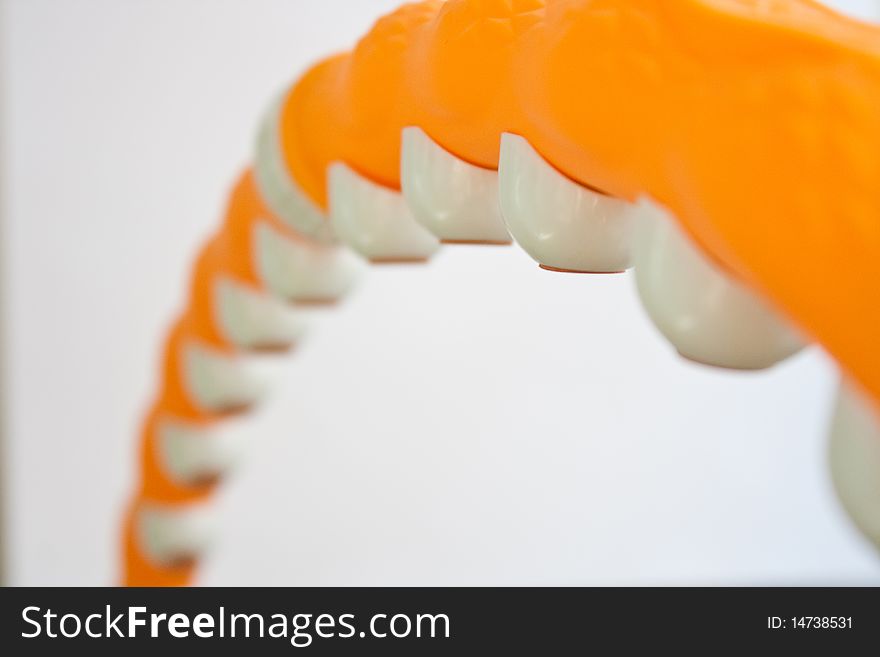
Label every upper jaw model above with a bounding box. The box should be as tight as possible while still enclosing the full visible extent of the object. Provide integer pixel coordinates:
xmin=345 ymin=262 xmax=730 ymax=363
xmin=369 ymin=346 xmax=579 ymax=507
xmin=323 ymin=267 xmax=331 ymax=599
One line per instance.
xmin=123 ymin=0 xmax=880 ymax=584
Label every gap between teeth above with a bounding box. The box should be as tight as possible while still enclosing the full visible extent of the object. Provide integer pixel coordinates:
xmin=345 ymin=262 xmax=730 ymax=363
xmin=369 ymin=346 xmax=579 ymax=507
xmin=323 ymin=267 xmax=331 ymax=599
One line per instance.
xmin=328 ymin=162 xmax=440 ymax=263
xmin=253 ymin=95 xmax=335 ymax=244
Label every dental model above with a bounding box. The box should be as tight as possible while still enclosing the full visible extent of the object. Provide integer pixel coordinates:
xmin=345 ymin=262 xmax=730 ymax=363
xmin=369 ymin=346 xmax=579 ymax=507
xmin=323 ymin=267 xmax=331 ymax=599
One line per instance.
xmin=123 ymin=0 xmax=880 ymax=585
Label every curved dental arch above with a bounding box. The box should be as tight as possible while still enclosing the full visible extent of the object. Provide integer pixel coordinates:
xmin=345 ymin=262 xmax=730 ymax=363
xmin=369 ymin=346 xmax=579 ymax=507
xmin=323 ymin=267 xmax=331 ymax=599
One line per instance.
xmin=125 ymin=0 xmax=880 ymax=584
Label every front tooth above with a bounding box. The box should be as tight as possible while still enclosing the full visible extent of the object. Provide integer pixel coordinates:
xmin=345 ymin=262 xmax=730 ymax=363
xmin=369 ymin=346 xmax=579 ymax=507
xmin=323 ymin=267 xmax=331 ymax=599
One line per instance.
xmin=255 ymin=221 xmax=360 ymax=304
xmin=633 ymin=201 xmax=803 ymax=370
xmin=400 ymin=127 xmax=511 ymax=244
xmin=253 ymin=95 xmax=335 ymax=244
xmin=137 ymin=500 xmax=219 ymax=567
xmin=328 ymin=162 xmax=441 ymax=263
xmin=158 ymin=416 xmax=249 ymax=486
xmin=215 ymin=278 xmax=305 ymax=350
xmin=183 ymin=342 xmax=281 ymax=413
xmin=498 ymin=133 xmax=637 ymax=273
xmin=829 ymin=382 xmax=880 ymax=550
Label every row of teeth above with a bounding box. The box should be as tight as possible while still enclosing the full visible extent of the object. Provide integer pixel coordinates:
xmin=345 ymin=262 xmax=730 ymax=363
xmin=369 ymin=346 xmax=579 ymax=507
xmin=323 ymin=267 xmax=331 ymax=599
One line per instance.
xmin=327 ymin=127 xmax=808 ymax=372
xmin=136 ymin=118 xmax=880 ymax=571
xmin=136 ymin=220 xmax=360 ymax=569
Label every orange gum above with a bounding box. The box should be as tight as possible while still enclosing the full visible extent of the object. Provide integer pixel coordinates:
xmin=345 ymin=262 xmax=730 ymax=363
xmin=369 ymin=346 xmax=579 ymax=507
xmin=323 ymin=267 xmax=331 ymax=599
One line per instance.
xmin=281 ymin=0 xmax=880 ymax=406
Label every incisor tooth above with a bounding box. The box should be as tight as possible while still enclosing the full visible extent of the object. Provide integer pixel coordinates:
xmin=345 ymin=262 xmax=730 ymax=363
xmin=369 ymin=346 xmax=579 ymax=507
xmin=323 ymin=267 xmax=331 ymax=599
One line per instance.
xmin=328 ymin=162 xmax=440 ymax=263
xmin=498 ymin=133 xmax=637 ymax=273
xmin=829 ymin=382 xmax=880 ymax=550
xmin=215 ymin=278 xmax=305 ymax=350
xmin=255 ymin=221 xmax=360 ymax=304
xmin=401 ymin=127 xmax=511 ymax=244
xmin=633 ymin=200 xmax=803 ymax=370
xmin=158 ymin=416 xmax=248 ymax=486
xmin=137 ymin=501 xmax=219 ymax=567
xmin=253 ymin=96 xmax=335 ymax=244
xmin=183 ymin=343 xmax=280 ymax=413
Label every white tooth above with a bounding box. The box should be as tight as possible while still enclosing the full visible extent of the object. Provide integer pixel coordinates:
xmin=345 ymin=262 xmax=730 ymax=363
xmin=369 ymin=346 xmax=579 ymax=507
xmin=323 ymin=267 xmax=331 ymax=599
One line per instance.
xmin=158 ymin=416 xmax=249 ymax=486
xmin=400 ymin=127 xmax=511 ymax=244
xmin=255 ymin=221 xmax=360 ymax=303
xmin=183 ymin=342 xmax=282 ymax=412
xmin=253 ymin=95 xmax=336 ymax=244
xmin=498 ymin=133 xmax=637 ymax=273
xmin=215 ymin=278 xmax=305 ymax=350
xmin=137 ymin=500 xmax=219 ymax=567
xmin=328 ymin=162 xmax=441 ymax=263
xmin=633 ymin=200 xmax=803 ymax=370
xmin=829 ymin=381 xmax=880 ymax=550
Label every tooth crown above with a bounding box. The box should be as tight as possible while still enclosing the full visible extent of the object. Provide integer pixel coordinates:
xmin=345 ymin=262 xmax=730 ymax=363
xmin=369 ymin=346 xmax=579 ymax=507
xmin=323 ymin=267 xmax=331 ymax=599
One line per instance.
xmin=830 ymin=383 xmax=880 ymax=549
xmin=498 ymin=132 xmax=637 ymax=272
xmin=633 ymin=202 xmax=804 ymax=370
xmin=254 ymin=222 xmax=360 ymax=303
xmin=401 ymin=127 xmax=511 ymax=244
xmin=158 ymin=418 xmax=247 ymax=488
xmin=137 ymin=502 xmax=219 ymax=569
xmin=215 ymin=278 xmax=304 ymax=351
xmin=183 ymin=343 xmax=271 ymax=413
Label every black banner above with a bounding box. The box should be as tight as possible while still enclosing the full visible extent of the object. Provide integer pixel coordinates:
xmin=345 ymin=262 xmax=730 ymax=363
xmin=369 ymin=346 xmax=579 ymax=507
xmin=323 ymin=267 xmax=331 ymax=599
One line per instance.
xmin=0 ymin=587 xmax=876 ymax=652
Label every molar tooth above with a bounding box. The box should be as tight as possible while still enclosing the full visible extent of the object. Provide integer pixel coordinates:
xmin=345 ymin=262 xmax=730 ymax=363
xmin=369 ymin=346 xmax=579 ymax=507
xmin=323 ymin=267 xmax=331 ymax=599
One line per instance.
xmin=137 ymin=501 xmax=219 ymax=567
xmin=253 ymin=96 xmax=335 ymax=244
xmin=400 ymin=127 xmax=511 ymax=244
xmin=255 ymin=221 xmax=360 ymax=304
xmin=498 ymin=133 xmax=637 ymax=273
xmin=328 ymin=162 xmax=440 ymax=263
xmin=829 ymin=382 xmax=880 ymax=550
xmin=183 ymin=343 xmax=281 ymax=413
xmin=158 ymin=416 xmax=249 ymax=487
xmin=633 ymin=201 xmax=803 ymax=370
xmin=215 ymin=278 xmax=305 ymax=350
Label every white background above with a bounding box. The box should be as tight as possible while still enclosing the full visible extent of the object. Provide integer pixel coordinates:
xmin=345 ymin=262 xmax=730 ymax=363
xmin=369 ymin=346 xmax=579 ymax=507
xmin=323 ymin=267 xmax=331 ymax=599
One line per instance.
xmin=2 ymin=0 xmax=879 ymax=585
